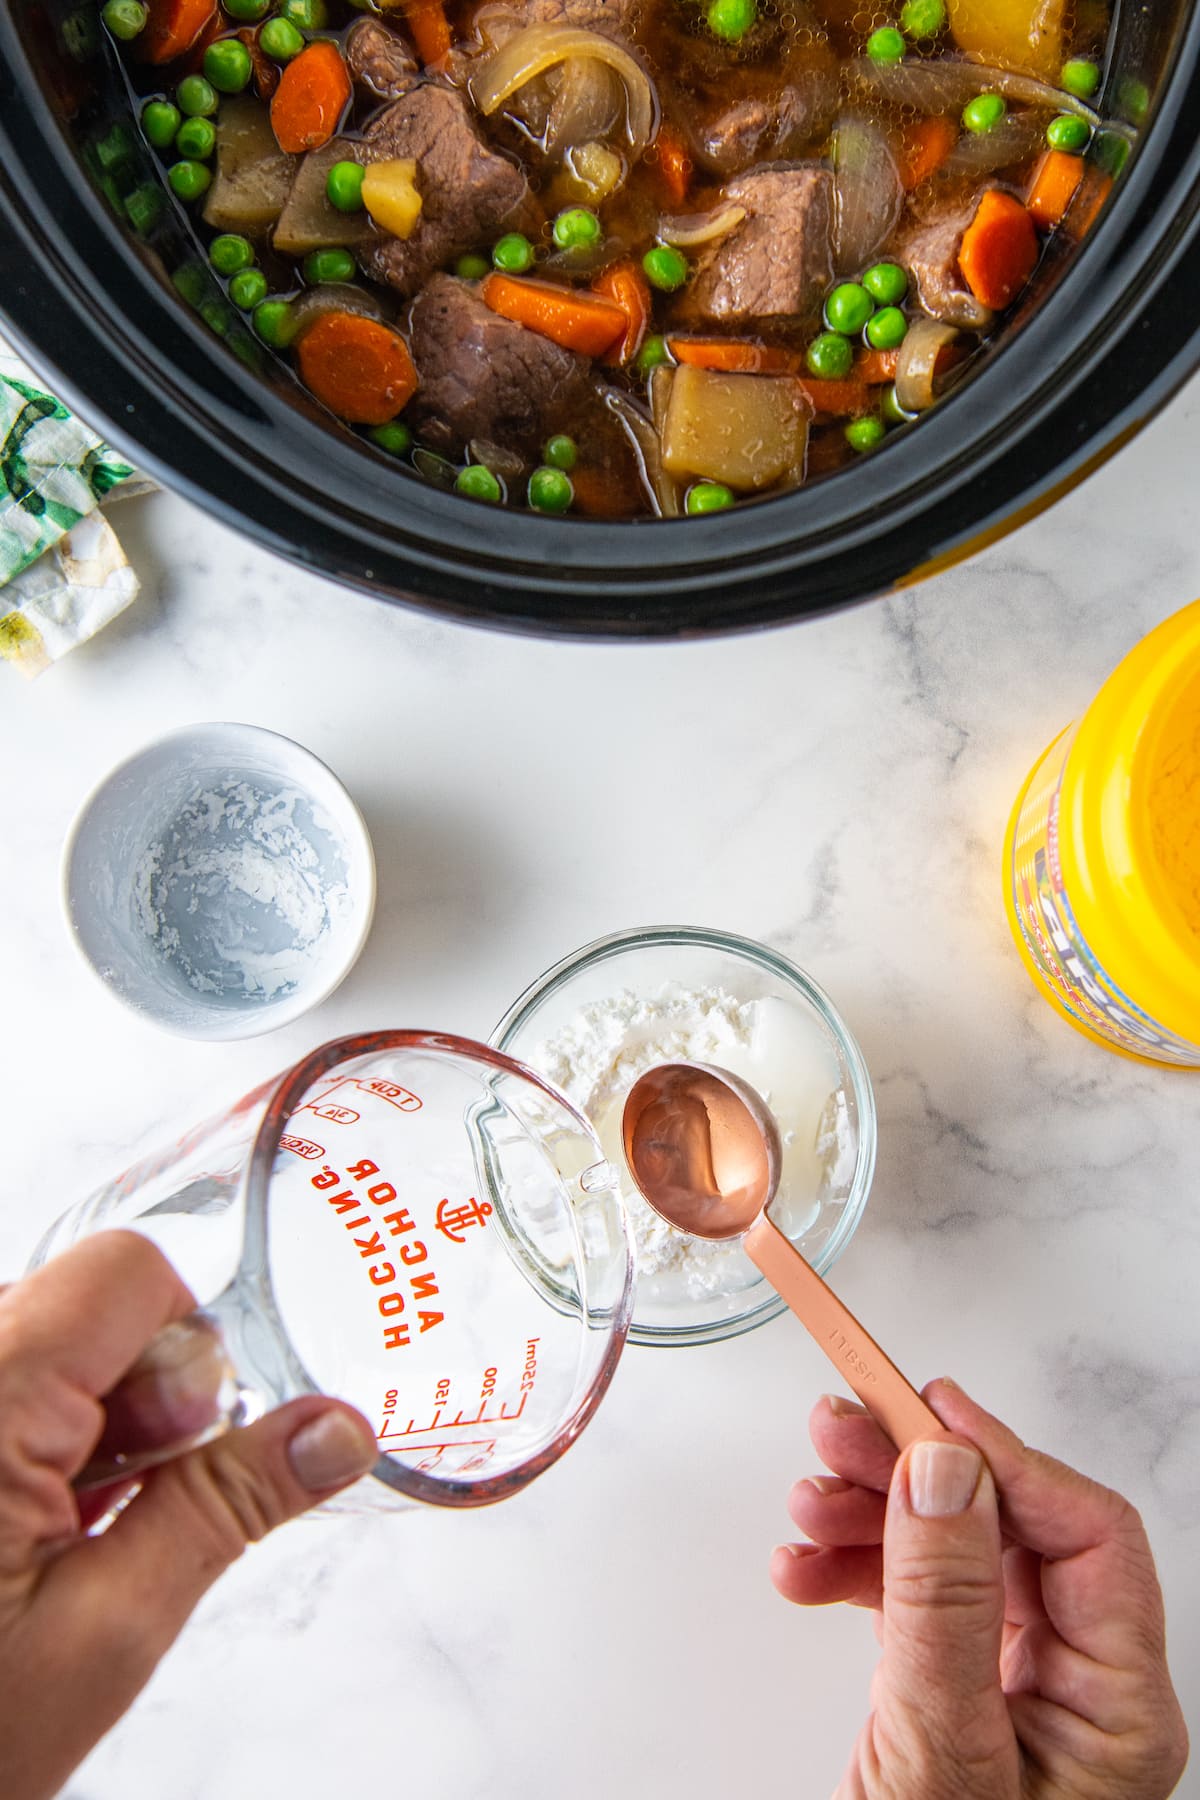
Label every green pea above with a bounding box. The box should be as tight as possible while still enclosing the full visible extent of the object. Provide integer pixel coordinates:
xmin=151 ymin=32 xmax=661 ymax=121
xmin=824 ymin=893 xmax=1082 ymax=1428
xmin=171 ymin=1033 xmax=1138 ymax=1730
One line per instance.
xmin=528 ymin=466 xmax=573 ymax=513
xmin=492 ymin=232 xmax=535 ymax=272
xmin=845 ymin=415 xmax=886 ymax=452
xmin=253 ymin=298 xmax=298 ymax=347
xmin=456 ymin=464 xmax=503 ymax=502
xmin=125 ymin=183 xmax=164 ymax=233
xmin=685 ymin=481 xmax=735 ymax=514
xmin=899 ymin=0 xmax=944 ymax=36
xmin=101 ymin=0 xmax=146 ymax=39
xmin=222 ymin=0 xmax=271 ymax=17
xmin=824 ymin=281 xmax=874 ymax=335
xmin=805 ymin=331 xmax=853 ymax=378
xmin=325 ymin=161 xmax=365 ymax=213
xmin=866 ymin=24 xmax=906 ymax=62
xmin=210 ymin=232 xmax=254 ymax=274
xmin=1046 ymin=112 xmax=1090 ymax=151
xmin=279 ymin=0 xmax=327 ymax=25
xmin=61 ymin=9 xmax=101 ymax=60
xmin=962 ymin=91 xmax=1006 ymax=133
xmin=1060 ymin=57 xmax=1100 ymax=98
xmin=203 ymin=38 xmax=253 ymax=93
xmin=454 ymin=251 xmax=490 ymax=280
xmin=706 ymin=0 xmax=756 ymax=40
xmin=176 ymin=74 xmax=217 ymax=116
xmin=176 ymin=114 xmax=216 ymax=159
xmin=1092 ymin=128 xmax=1130 ymax=177
xmin=167 ymin=159 xmax=211 ymax=201
xmin=141 ymin=98 xmax=181 ymax=149
xmin=259 ymin=15 xmax=304 ymax=56
xmin=552 ymin=206 xmax=602 ymax=250
xmin=369 ymin=421 xmax=413 ymax=454
xmin=94 ymin=122 xmax=135 ymax=171
xmin=642 ymin=244 xmax=689 ymax=291
xmin=172 ymin=261 xmax=209 ymax=306
xmin=635 ymin=334 xmax=671 ymax=375
xmin=1117 ymin=75 xmax=1149 ymax=123
xmin=880 ymin=383 xmax=916 ymax=427
xmin=542 ymin=434 xmax=577 ymax=471
xmin=200 ymin=296 xmax=233 ymax=336
xmin=228 ymin=267 xmax=269 ymax=309
xmin=303 ymin=248 xmax=357 ymax=283
xmin=865 ymin=305 xmax=907 ymax=349
xmin=862 ymin=261 xmax=908 ymax=306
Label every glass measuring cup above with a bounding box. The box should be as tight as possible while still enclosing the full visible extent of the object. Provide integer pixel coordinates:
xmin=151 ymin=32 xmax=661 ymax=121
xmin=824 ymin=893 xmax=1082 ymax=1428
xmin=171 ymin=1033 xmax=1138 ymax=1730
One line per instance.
xmin=31 ymin=1032 xmax=634 ymax=1508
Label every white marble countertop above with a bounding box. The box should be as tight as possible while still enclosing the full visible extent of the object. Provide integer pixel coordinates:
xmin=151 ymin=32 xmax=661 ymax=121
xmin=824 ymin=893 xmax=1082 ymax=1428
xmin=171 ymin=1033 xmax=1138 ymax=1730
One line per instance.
xmin=4 ymin=376 xmax=1199 ymax=1799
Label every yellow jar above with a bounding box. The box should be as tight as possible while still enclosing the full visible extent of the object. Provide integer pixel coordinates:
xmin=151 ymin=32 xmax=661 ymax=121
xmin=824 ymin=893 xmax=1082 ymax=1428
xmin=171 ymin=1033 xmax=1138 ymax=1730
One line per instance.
xmin=1004 ymin=598 xmax=1200 ymax=1066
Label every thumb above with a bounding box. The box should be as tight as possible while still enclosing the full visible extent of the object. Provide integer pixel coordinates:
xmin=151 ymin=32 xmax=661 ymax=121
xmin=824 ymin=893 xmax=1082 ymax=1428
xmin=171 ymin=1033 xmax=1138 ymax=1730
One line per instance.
xmin=56 ymin=1398 xmax=378 ymax=1669
xmin=878 ymin=1438 xmax=1014 ymax=1783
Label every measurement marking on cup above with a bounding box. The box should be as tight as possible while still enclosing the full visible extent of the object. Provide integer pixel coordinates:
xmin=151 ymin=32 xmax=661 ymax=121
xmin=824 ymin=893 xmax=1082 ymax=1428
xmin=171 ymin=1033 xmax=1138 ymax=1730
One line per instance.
xmin=376 ymin=1339 xmax=539 ymax=1446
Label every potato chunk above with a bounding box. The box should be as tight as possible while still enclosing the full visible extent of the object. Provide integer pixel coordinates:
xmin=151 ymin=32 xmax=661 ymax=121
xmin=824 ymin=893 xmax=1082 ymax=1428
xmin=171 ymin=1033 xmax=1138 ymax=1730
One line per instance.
xmin=660 ymin=365 xmax=810 ymax=492
xmin=361 ymin=159 xmax=423 ymax=240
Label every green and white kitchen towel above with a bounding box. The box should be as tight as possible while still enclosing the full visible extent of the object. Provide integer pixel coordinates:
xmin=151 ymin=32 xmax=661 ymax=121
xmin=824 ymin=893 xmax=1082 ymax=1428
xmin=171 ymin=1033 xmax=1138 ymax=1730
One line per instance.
xmin=0 ymin=338 xmax=153 ymax=677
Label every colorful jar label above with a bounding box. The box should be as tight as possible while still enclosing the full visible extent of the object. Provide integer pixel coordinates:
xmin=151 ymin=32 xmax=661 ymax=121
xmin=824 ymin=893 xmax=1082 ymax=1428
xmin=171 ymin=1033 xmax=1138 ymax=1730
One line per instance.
xmin=1008 ymin=729 xmax=1200 ymax=1066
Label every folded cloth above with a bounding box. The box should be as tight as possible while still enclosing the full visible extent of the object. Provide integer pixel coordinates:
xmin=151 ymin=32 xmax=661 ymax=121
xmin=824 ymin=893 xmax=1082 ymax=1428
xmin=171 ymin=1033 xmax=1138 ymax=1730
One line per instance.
xmin=0 ymin=338 xmax=153 ymax=677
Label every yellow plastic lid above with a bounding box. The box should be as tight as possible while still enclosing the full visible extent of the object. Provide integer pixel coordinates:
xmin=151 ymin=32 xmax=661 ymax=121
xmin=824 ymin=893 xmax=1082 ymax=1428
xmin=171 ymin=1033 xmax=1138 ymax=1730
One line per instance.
xmin=1058 ymin=598 xmax=1200 ymax=1041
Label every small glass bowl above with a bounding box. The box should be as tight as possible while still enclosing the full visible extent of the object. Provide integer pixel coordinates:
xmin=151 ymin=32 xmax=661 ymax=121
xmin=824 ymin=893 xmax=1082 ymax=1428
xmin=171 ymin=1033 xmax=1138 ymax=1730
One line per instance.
xmin=492 ymin=926 xmax=876 ymax=1347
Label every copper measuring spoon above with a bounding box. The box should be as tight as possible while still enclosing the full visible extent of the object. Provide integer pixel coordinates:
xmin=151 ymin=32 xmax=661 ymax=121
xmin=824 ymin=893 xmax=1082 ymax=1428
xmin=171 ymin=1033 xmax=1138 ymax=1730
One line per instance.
xmin=621 ymin=1062 xmax=944 ymax=1450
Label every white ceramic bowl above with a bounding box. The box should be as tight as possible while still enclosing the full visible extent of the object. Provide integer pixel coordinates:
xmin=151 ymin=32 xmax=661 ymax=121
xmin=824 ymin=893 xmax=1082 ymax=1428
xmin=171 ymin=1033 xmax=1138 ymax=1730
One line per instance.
xmin=62 ymin=723 xmax=376 ymax=1040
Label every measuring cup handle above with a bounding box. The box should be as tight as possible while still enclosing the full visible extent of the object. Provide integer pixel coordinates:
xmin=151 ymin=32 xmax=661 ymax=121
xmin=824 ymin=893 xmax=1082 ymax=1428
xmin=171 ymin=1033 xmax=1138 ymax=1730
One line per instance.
xmin=73 ymin=1309 xmax=251 ymax=1494
xmin=743 ymin=1217 xmax=947 ymax=1451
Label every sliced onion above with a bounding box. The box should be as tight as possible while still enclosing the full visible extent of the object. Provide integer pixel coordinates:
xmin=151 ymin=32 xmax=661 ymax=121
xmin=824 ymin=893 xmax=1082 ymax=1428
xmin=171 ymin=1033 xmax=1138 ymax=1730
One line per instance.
xmin=832 ymin=112 xmax=902 ymax=275
xmin=468 ymin=437 xmax=526 ymax=483
xmin=940 ymin=109 xmax=1047 ymax=173
xmin=544 ymin=57 xmax=621 ymax=156
xmin=894 ymin=316 xmax=959 ymax=413
xmin=658 ymin=203 xmax=746 ymax=248
xmin=290 ymin=282 xmax=386 ymax=338
xmin=472 ymin=25 xmax=657 ymax=159
xmin=601 ymin=383 xmax=681 ymax=517
xmin=850 ymin=54 xmax=1112 ymax=128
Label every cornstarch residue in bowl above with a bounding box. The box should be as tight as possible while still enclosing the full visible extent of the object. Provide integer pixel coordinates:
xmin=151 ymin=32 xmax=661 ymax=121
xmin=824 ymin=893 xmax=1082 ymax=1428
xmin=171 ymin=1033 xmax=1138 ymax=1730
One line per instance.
xmin=533 ymin=983 xmax=855 ymax=1302
xmin=130 ymin=777 xmax=351 ymax=1002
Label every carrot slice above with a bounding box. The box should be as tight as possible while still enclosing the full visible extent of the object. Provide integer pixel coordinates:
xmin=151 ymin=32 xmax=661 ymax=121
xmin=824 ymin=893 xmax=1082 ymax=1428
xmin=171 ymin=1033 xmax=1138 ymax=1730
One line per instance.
xmin=270 ymin=39 xmax=351 ymax=154
xmin=296 ymin=312 xmax=418 ymax=424
xmin=853 ymin=348 xmax=899 ymax=384
xmin=957 ymin=188 xmax=1038 ymax=310
xmin=667 ymin=336 xmax=802 ymax=375
xmin=480 ymin=273 xmax=626 ymax=357
xmin=592 ymin=261 xmax=652 ymax=364
xmin=797 ymin=377 xmax=872 ymax=417
xmin=137 ymin=0 xmax=216 ymax=62
xmin=1065 ymin=163 xmax=1113 ymax=237
xmin=895 ymin=114 xmax=957 ymax=191
xmin=652 ymin=124 xmax=693 ymax=208
xmin=399 ymin=0 xmax=451 ymax=65
xmin=1026 ymin=149 xmax=1085 ymax=230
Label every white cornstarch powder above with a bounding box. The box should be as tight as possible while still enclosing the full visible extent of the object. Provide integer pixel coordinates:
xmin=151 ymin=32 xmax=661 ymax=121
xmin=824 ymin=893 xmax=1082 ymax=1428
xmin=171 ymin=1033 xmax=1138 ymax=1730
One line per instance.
xmin=533 ymin=982 xmax=856 ymax=1302
xmin=131 ymin=778 xmax=351 ymax=1002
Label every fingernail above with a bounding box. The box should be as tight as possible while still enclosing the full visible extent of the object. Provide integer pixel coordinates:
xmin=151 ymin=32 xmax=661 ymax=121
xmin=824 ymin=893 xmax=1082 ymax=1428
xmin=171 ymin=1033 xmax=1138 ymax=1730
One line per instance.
xmin=825 ymin=1394 xmax=868 ymax=1417
xmin=938 ymin=1376 xmax=960 ymax=1390
xmin=773 ymin=1542 xmax=818 ymax=1560
xmin=288 ymin=1410 xmax=378 ymax=1492
xmin=907 ymin=1441 xmax=982 ymax=1517
xmin=804 ymin=1475 xmax=847 ymax=1497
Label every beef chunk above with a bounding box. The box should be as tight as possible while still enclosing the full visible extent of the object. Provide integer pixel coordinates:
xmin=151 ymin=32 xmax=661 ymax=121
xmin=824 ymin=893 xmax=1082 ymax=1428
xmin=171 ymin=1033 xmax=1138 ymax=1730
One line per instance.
xmin=357 ymin=88 xmax=537 ymax=298
xmin=696 ymin=70 xmax=838 ymax=176
xmin=677 ymin=166 xmax=834 ymax=328
xmin=894 ymin=194 xmax=994 ymax=329
xmin=345 ymin=17 xmax=420 ymax=99
xmin=406 ymin=274 xmax=591 ymax=456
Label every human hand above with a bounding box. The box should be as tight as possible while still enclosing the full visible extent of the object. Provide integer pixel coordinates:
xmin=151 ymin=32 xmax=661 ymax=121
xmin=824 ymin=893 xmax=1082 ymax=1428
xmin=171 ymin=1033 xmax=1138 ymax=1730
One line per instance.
xmin=0 ymin=1230 xmax=379 ymax=1800
xmin=771 ymin=1379 xmax=1188 ymax=1800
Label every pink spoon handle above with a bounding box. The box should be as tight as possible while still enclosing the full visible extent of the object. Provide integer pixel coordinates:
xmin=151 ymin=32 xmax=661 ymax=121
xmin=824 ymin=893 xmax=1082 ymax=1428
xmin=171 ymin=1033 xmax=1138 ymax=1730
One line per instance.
xmin=743 ymin=1215 xmax=945 ymax=1450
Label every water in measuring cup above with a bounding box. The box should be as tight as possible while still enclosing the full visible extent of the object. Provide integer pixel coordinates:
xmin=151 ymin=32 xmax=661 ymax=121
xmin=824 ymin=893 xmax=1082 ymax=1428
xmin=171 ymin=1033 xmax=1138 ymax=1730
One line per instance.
xmin=264 ymin=1057 xmax=615 ymax=1484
